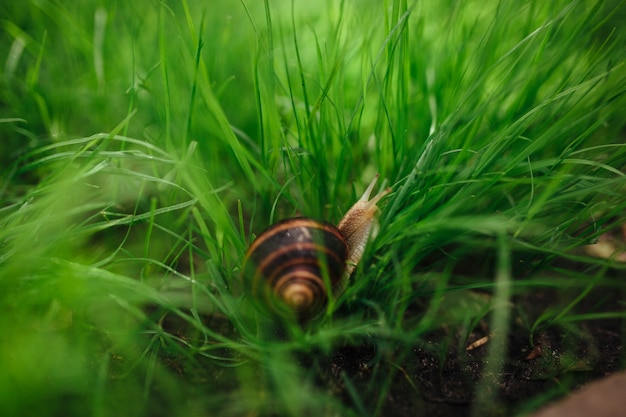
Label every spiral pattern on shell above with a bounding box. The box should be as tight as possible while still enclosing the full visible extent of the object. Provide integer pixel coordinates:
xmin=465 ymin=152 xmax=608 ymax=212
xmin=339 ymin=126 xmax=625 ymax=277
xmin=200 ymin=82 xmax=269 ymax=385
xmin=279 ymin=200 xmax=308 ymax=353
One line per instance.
xmin=242 ymin=217 xmax=348 ymax=320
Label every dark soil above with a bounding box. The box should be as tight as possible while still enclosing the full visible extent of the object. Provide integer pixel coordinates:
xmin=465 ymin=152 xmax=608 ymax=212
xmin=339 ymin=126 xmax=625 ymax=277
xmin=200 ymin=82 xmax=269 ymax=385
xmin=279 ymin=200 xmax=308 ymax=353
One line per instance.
xmin=321 ymin=317 xmax=622 ymax=417
xmin=319 ymin=267 xmax=624 ymax=416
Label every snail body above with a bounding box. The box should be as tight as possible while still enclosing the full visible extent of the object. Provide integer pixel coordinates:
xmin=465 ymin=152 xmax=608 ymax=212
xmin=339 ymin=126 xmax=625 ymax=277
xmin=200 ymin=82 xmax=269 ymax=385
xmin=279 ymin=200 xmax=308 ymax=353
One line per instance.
xmin=242 ymin=175 xmax=391 ymax=321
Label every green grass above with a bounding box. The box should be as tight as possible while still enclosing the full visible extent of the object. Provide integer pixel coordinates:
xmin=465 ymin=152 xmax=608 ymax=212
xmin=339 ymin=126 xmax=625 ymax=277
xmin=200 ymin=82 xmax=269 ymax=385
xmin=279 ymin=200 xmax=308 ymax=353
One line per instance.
xmin=1 ymin=0 xmax=626 ymax=416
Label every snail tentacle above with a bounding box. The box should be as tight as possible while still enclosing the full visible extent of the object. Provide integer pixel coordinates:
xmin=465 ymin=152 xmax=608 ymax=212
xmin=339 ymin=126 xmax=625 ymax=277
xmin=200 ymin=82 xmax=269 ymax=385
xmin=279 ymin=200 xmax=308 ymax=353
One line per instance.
xmin=337 ymin=174 xmax=392 ymax=280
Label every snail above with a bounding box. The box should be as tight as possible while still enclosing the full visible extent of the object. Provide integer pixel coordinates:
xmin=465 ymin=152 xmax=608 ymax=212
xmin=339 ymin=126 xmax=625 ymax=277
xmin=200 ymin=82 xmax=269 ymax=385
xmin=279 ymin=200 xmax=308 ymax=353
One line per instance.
xmin=242 ymin=174 xmax=391 ymax=321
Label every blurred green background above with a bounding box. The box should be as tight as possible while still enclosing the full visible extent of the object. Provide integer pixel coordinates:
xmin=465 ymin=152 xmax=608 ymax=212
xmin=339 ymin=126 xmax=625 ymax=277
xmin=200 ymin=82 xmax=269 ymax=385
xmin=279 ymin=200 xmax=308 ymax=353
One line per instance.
xmin=1 ymin=1 xmax=625 ymax=416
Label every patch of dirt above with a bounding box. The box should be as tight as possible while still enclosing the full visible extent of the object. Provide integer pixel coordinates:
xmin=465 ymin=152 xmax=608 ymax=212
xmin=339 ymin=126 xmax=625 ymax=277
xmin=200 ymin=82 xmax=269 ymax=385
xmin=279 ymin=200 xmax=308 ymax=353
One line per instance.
xmin=322 ymin=268 xmax=624 ymax=417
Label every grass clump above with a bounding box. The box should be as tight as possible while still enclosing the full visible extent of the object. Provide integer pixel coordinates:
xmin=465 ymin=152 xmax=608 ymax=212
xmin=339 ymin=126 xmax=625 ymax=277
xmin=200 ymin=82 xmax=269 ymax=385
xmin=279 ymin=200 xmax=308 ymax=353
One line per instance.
xmin=1 ymin=0 xmax=625 ymax=416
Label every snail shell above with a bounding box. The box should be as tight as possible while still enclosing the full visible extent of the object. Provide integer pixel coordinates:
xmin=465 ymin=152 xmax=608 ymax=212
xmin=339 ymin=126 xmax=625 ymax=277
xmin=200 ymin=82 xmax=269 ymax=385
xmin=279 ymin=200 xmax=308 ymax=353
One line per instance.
xmin=242 ymin=175 xmax=391 ymax=321
xmin=242 ymin=218 xmax=348 ymax=320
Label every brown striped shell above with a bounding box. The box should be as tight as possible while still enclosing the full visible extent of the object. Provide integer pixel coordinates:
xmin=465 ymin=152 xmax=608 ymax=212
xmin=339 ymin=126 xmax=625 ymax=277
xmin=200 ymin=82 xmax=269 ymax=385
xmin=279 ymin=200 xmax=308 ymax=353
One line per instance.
xmin=242 ymin=175 xmax=391 ymax=321
xmin=242 ymin=218 xmax=348 ymax=320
